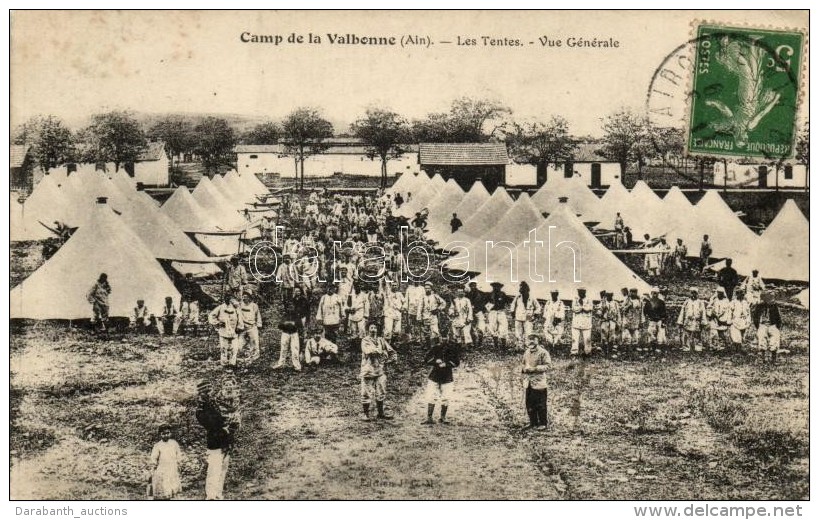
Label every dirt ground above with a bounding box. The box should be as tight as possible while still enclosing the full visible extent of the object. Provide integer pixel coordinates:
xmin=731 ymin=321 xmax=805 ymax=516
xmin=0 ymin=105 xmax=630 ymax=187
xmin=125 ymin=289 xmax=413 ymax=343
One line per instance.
xmin=9 ymin=281 xmax=808 ymax=500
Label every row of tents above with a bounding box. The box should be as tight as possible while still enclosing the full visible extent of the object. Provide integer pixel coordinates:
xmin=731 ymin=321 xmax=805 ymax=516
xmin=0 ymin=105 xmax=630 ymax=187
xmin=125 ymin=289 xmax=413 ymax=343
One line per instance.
xmin=387 ymin=173 xmax=809 ymax=297
xmin=10 ymin=169 xmax=273 ymax=320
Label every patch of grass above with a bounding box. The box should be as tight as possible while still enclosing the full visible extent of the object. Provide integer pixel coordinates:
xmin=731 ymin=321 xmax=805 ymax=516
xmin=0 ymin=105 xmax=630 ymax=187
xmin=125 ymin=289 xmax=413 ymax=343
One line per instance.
xmin=694 ymin=384 xmax=749 ymax=433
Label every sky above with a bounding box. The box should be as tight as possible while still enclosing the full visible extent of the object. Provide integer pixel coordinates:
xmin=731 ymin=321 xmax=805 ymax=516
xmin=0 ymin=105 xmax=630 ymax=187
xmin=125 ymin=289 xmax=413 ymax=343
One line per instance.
xmin=10 ymin=10 xmax=808 ymax=137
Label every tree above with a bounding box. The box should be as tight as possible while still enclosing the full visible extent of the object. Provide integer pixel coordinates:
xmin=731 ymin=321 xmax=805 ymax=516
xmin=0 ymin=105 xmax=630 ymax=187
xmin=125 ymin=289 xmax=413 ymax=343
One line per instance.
xmin=351 ymin=108 xmax=409 ymax=189
xmin=506 ymin=116 xmax=577 ymax=184
xmin=192 ymin=117 xmax=236 ymax=175
xmin=654 ymin=127 xmax=686 ymax=171
xmin=412 ymin=97 xmax=511 ymax=143
xmin=598 ymin=108 xmax=651 ymax=178
xmin=241 ymin=122 xmax=280 ymax=145
xmin=280 ymin=107 xmax=334 ymax=191
xmin=448 ymin=97 xmax=511 ymax=142
xmin=631 ymin=120 xmax=658 ymax=179
xmin=13 ymin=115 xmax=75 ymax=172
xmin=83 ymin=111 xmax=147 ymax=172
xmin=148 ymin=116 xmax=195 ymax=166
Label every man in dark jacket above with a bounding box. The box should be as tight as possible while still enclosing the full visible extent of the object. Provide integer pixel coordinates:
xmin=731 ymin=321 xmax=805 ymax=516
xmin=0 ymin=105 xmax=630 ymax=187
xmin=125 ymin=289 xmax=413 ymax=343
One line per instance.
xmin=422 ymin=338 xmax=461 ymax=425
xmin=195 ymin=380 xmax=239 ymax=500
xmin=465 ymin=281 xmax=486 ymax=346
xmin=642 ymin=287 xmax=668 ymax=350
xmin=450 ymin=213 xmax=463 ymax=233
xmin=752 ymin=291 xmax=783 ymax=364
xmin=718 ymin=258 xmax=739 ymax=300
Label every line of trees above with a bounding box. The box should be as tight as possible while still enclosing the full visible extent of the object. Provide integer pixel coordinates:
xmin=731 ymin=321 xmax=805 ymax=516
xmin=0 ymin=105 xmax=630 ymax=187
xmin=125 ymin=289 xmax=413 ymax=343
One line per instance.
xmin=13 ymin=101 xmax=810 ymax=190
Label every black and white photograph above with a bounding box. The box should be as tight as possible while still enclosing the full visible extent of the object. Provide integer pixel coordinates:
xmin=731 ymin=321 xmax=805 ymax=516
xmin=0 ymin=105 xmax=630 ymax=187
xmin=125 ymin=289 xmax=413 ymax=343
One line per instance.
xmin=7 ymin=9 xmax=810 ymax=506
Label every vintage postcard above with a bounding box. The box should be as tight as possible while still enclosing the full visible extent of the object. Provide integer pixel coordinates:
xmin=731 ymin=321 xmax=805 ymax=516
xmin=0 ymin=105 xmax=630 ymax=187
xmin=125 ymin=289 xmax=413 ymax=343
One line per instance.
xmin=9 ymin=10 xmax=809 ymax=503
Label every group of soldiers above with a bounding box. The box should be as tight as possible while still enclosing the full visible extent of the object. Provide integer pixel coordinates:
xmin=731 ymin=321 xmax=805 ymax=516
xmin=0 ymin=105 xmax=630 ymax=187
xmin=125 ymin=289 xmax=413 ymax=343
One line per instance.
xmin=132 ymin=183 xmax=794 ymax=500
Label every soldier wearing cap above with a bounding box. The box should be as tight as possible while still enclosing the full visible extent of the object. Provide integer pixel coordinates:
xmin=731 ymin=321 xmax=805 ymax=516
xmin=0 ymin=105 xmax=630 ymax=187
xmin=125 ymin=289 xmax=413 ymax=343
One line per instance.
xmin=418 ymin=282 xmax=446 ymax=346
xmin=621 ymin=288 xmax=643 ymax=350
xmin=208 ymin=294 xmax=245 ymax=368
xmin=448 ymin=286 xmax=474 ymax=347
xmin=521 ymin=333 xmax=552 ymax=430
xmin=729 ymin=289 xmax=752 ymax=353
xmin=223 ymin=256 xmax=248 ymax=300
xmin=157 ymin=296 xmax=179 ymax=336
xmin=275 ymin=254 xmax=298 ymax=304
xmin=383 ymin=280 xmax=406 ymax=342
xmin=677 ymin=287 xmax=708 ymax=352
xmin=316 ymin=284 xmax=344 ymax=344
xmin=571 ymin=288 xmax=594 ymax=356
xmin=511 ymin=281 xmax=541 ymax=349
xmin=405 ymin=279 xmax=425 ymax=339
xmin=487 ymin=281 xmax=510 ymax=349
xmin=238 ymin=289 xmax=263 ymax=362
xmin=304 ymin=329 xmax=339 ymax=367
xmin=195 ymin=379 xmax=239 ymax=500
xmin=643 ymin=287 xmax=668 ymax=350
xmin=346 ymin=282 xmax=369 ymax=341
xmin=130 ymin=298 xmax=152 ymax=333
xmin=600 ymin=292 xmax=620 ymax=356
xmin=465 ymin=281 xmax=487 ymax=345
xmin=741 ymin=269 xmax=765 ymax=309
xmin=360 ymin=323 xmax=397 ymax=421
xmin=752 ymin=290 xmax=782 ymax=363
xmin=422 ymin=336 xmax=460 ymax=425
xmin=542 ymin=290 xmax=565 ymax=350
xmin=707 ymin=287 xmax=733 ymax=350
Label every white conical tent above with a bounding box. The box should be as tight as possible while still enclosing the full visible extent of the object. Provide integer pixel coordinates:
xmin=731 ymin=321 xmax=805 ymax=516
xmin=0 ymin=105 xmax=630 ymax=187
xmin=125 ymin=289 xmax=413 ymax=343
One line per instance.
xmin=387 ymin=171 xmax=420 ymax=195
xmin=444 ymin=193 xmax=545 ymax=273
xmin=448 ymin=187 xmax=515 ymax=244
xmin=662 ymin=186 xmax=693 ymax=212
xmin=427 ymin=181 xmax=491 ymax=243
xmin=531 ymin=176 xmax=601 ymax=218
xmin=586 ymin=181 xmax=632 ymax=229
xmin=113 ymin=191 xmax=215 ymax=263
xmin=213 ymin=174 xmax=252 ymax=210
xmin=400 ymin=173 xmax=431 ymax=205
xmin=226 ymin=169 xmax=268 ymax=197
xmin=162 ymin=186 xmax=223 ymax=232
xmin=11 ymin=201 xmax=180 ymax=320
xmin=624 ymin=181 xmax=667 ymax=238
xmin=426 ymin=179 xmax=466 ymax=226
xmin=656 ymin=186 xmax=695 ymax=243
xmin=688 ymin=191 xmax=759 ymax=259
xmin=109 ymin=169 xmax=137 ymax=194
xmin=225 ymin=171 xmax=260 ymax=200
xmin=15 ymin=176 xmax=70 ymax=240
xmin=473 ymin=202 xmax=651 ymax=300
xmin=451 ymin=181 xmax=491 ymax=219
xmin=161 ymin=186 xmax=243 ymax=257
xmin=731 ymin=199 xmax=808 ymax=281
xmin=398 ymin=177 xmax=440 ymax=217
xmin=212 ymin=174 xmax=242 ymax=208
xmin=57 ymin=171 xmax=129 ymax=228
xmin=193 ymin=176 xmax=249 ymax=229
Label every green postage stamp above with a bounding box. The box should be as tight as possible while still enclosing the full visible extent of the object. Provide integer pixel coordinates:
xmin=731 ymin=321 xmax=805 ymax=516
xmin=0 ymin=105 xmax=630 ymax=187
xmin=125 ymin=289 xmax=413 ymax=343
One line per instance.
xmin=688 ymin=24 xmax=804 ymax=159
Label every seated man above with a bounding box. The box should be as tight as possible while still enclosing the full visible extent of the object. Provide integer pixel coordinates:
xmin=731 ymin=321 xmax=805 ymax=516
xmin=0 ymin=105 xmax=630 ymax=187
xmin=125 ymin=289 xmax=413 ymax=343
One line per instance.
xmin=130 ymin=299 xmax=153 ymax=333
xmin=178 ymin=272 xmax=204 ymax=335
xmin=157 ymin=296 xmax=179 ymax=335
xmin=304 ymin=330 xmax=340 ymax=367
